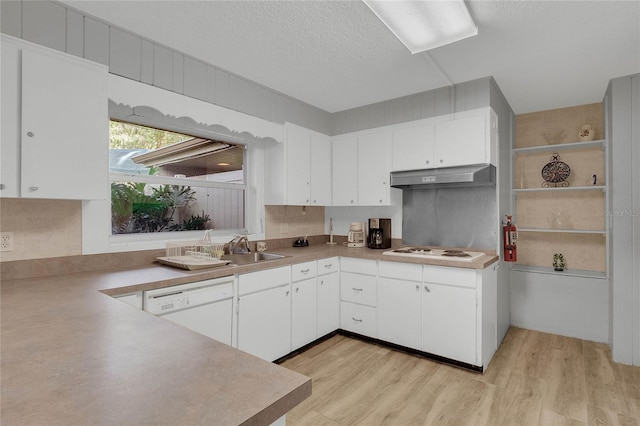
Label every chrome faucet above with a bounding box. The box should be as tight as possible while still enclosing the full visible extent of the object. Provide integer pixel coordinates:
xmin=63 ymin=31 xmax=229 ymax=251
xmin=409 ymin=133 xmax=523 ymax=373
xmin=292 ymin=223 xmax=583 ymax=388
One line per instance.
xmin=227 ymin=235 xmax=251 ymax=254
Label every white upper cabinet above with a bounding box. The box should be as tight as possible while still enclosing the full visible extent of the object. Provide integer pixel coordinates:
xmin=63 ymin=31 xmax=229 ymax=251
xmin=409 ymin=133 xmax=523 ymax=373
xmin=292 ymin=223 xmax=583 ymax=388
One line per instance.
xmin=391 ymin=120 xmax=437 ymax=172
xmin=331 ymin=134 xmax=359 ymax=205
xmin=265 ymin=122 xmax=331 ymax=205
xmin=391 ymin=107 xmax=498 ymax=172
xmin=1 ymin=35 xmax=108 ymax=200
xmin=332 ymin=128 xmax=398 ymax=206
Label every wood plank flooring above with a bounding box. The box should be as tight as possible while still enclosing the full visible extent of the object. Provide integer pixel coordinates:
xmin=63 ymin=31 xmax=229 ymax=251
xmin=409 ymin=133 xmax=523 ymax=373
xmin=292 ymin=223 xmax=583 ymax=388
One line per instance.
xmin=280 ymin=327 xmax=640 ymax=426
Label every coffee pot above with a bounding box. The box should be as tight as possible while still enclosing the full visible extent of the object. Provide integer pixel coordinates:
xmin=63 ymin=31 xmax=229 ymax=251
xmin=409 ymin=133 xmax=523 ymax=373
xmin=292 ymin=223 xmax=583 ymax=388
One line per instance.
xmin=347 ymin=222 xmax=366 ymax=248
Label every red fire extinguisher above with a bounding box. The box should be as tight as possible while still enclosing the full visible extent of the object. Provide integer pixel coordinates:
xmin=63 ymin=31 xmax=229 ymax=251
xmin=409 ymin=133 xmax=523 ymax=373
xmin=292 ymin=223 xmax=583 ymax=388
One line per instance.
xmin=503 ymin=215 xmax=517 ymax=262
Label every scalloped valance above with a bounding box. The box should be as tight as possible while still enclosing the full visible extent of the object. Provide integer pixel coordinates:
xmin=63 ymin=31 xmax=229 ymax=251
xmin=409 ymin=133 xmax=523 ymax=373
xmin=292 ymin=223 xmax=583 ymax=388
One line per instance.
xmin=108 ymin=74 xmax=283 ymax=144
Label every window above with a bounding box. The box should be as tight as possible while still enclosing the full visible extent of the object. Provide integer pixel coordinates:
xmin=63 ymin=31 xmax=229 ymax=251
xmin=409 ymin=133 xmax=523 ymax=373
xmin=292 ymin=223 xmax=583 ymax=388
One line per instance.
xmin=109 ymin=120 xmax=246 ymax=236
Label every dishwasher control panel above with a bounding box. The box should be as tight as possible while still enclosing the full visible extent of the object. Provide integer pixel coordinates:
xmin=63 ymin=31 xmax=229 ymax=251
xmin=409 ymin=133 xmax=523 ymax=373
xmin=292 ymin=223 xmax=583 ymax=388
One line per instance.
xmin=144 ymin=278 xmax=233 ymax=315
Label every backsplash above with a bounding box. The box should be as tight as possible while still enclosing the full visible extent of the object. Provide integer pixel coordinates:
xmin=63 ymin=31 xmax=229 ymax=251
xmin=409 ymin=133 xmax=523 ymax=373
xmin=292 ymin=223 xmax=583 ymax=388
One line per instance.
xmin=0 ymin=198 xmax=82 ymax=262
xmin=264 ymin=205 xmax=325 ymax=240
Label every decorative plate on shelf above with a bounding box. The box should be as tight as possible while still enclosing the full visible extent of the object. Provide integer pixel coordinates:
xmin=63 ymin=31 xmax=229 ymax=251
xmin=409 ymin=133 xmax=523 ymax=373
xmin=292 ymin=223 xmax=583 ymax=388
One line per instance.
xmin=541 ymin=153 xmax=571 ymax=187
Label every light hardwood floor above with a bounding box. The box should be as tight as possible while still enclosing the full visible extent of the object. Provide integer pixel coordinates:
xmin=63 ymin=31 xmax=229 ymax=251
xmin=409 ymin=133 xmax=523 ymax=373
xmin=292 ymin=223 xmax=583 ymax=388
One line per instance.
xmin=281 ymin=327 xmax=640 ymax=426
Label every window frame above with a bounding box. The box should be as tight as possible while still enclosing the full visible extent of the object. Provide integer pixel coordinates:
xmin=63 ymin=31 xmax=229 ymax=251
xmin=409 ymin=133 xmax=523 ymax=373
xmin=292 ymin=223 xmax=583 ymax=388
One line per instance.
xmin=81 ymin=74 xmax=274 ymax=255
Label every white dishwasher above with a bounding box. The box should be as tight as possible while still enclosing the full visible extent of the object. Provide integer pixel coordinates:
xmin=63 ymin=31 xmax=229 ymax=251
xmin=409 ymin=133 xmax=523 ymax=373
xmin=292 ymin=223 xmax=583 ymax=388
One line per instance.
xmin=144 ymin=277 xmax=234 ymax=346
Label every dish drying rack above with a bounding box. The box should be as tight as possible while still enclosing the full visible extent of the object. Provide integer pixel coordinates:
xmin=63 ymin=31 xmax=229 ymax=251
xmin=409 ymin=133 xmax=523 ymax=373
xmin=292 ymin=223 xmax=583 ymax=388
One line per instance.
xmin=158 ymin=231 xmax=228 ymax=270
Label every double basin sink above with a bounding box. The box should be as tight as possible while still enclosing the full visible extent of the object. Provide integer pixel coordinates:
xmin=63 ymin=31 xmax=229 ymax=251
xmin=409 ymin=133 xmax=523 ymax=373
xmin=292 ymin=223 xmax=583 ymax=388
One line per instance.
xmin=221 ymin=252 xmax=288 ymax=266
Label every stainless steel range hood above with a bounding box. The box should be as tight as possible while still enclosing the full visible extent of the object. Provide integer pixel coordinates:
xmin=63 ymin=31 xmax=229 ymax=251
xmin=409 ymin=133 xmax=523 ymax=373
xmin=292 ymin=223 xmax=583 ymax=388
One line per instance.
xmin=390 ymin=164 xmax=495 ymax=189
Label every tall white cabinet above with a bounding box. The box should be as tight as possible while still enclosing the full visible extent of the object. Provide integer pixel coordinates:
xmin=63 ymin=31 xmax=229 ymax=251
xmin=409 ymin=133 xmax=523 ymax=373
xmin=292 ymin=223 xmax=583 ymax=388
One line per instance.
xmin=1 ymin=34 xmax=108 ymax=200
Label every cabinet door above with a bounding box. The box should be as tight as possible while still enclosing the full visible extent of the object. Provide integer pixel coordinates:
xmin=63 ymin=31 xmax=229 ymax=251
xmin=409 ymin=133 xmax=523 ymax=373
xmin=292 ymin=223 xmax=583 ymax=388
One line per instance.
xmin=317 ymin=271 xmax=339 ymax=336
xmin=434 ymin=114 xmax=487 ymax=168
xmin=378 ymin=278 xmax=422 ymax=350
xmin=21 ymin=48 xmax=108 ymax=200
xmin=422 ymin=282 xmax=477 ymax=365
xmin=237 ymin=284 xmax=291 ymax=361
xmin=358 ymin=130 xmax=391 ymax=205
xmin=285 ymin=123 xmax=311 ymax=205
xmin=292 ymin=278 xmax=317 ymax=350
xmin=309 ymin=131 xmax=332 ymax=205
xmin=332 ymin=135 xmax=358 ymax=205
xmin=1 ymin=38 xmax=20 ymax=197
xmin=391 ymin=121 xmax=435 ymax=171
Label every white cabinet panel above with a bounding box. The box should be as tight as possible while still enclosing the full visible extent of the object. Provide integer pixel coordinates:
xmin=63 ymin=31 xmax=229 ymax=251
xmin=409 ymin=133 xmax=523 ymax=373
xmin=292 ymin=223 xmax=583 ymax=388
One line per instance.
xmin=1 ymin=35 xmax=108 ymax=200
xmin=332 ymin=135 xmax=358 ymax=205
xmin=340 ymin=301 xmax=377 ymax=337
xmin=378 ymin=278 xmax=422 ymax=349
xmin=422 ymin=282 xmax=477 ymax=365
xmin=317 ymin=270 xmax=339 ymax=337
xmin=237 ymin=284 xmax=291 ymax=361
xmin=309 ymin=132 xmax=332 ymax=205
xmin=285 ymin=123 xmax=311 ymax=205
xmin=340 ymin=272 xmax=377 ymax=307
xmin=358 ymin=129 xmax=391 ymax=205
xmin=434 ymin=114 xmax=487 ymax=168
xmin=391 ymin=121 xmax=435 ymax=172
xmin=1 ymin=39 xmax=20 ymax=197
xmin=292 ymin=278 xmax=317 ymax=349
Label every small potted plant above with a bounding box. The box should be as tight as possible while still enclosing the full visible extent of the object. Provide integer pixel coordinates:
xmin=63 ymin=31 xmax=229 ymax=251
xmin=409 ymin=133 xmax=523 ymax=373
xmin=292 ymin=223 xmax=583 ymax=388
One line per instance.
xmin=553 ymin=253 xmax=565 ymax=271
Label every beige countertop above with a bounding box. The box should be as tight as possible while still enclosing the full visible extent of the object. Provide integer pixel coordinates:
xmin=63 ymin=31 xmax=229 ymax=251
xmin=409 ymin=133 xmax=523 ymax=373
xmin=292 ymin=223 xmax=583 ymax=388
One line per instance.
xmin=0 ymin=243 xmax=497 ymax=425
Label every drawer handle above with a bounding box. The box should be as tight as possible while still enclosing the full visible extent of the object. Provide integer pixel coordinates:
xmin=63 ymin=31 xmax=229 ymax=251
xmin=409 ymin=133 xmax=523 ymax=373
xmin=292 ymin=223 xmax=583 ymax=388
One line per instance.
xmin=416 ymin=285 xmax=419 ymax=290
xmin=352 ymin=317 xmax=363 ymax=323
xmin=324 ymin=264 xmax=332 ymax=268
xmin=424 ymin=285 xmax=431 ymax=293
xmin=300 ymin=268 xmax=310 ymax=274
xmin=29 ymin=185 xmax=39 ymax=192
xmin=286 ymin=290 xmax=290 ymax=296
xmin=295 ymin=287 xmax=299 ymax=293
xmin=352 ymin=287 xmax=364 ymax=292
xmin=320 ymin=280 xmax=324 ymax=286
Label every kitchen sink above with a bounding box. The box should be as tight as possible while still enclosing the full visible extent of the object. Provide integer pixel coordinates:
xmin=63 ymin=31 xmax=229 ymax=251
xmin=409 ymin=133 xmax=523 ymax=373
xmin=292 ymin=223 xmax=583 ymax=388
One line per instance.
xmin=221 ymin=252 xmax=288 ymax=265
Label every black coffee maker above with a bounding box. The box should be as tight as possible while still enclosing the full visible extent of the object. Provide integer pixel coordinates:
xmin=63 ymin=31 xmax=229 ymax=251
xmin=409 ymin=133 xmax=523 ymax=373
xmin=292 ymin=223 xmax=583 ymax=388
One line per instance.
xmin=368 ymin=218 xmax=391 ymax=249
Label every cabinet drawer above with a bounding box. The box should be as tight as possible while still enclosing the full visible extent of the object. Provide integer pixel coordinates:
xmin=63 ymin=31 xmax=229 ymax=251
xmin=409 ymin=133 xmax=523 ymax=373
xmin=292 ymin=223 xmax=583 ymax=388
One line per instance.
xmin=424 ymin=265 xmax=477 ymax=288
xmin=239 ymin=266 xmax=291 ymax=296
xmin=340 ymin=301 xmax=377 ymax=338
xmin=292 ymin=261 xmax=317 ymax=282
xmin=340 ymin=257 xmax=377 ymax=275
xmin=317 ymin=257 xmax=339 ymax=275
xmin=378 ymin=260 xmax=422 ymax=281
xmin=340 ymin=272 xmax=377 ymax=306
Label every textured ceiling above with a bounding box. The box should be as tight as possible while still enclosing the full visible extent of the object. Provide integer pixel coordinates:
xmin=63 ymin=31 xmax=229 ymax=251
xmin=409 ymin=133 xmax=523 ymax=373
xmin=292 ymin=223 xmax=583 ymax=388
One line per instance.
xmin=61 ymin=0 xmax=640 ymax=114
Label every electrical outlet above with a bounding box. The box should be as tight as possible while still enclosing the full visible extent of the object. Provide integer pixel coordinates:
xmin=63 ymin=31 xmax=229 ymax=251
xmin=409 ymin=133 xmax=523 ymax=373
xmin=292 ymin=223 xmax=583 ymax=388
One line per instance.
xmin=1 ymin=232 xmax=14 ymax=252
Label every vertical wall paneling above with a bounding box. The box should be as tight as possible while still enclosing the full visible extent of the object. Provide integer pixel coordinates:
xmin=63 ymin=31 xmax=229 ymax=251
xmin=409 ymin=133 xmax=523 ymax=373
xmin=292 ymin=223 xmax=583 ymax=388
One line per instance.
xmin=109 ymin=28 xmax=141 ymax=81
xmin=152 ymin=44 xmax=172 ymax=90
xmin=65 ymin=9 xmax=83 ymax=57
xmin=83 ymin=17 xmax=109 ymax=66
xmin=214 ymin=68 xmax=231 ymax=110
xmin=22 ymin=1 xmax=65 ymax=51
xmin=140 ymin=39 xmax=154 ymax=84
xmin=171 ymin=51 xmax=184 ymax=94
xmin=183 ymin=56 xmax=207 ymax=101
xmin=0 ymin=1 xmax=22 ymax=37
xmin=205 ymin=65 xmax=216 ymax=105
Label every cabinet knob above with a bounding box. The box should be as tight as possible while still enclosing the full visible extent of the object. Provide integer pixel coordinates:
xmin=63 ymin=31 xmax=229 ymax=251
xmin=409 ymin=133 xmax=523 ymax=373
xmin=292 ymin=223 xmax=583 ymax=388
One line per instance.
xmin=439 ymin=159 xmax=444 ymax=163
xmin=425 ymin=160 xmax=430 ymax=164
xmin=416 ymin=285 xmax=419 ymax=290
xmin=26 ymin=131 xmax=35 ymax=137
xmin=29 ymin=185 xmax=39 ymax=192
xmin=295 ymin=287 xmax=299 ymax=293
xmin=0 ymin=184 xmax=5 ymax=190
xmin=320 ymin=280 xmax=324 ymax=286
xmin=424 ymin=285 xmax=431 ymax=292
xmin=286 ymin=290 xmax=290 ymax=296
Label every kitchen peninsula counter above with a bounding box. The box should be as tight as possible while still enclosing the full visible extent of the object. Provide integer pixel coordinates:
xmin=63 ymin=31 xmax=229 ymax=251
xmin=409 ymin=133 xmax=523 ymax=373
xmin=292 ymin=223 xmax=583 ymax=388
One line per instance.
xmin=0 ymin=243 xmax=497 ymax=425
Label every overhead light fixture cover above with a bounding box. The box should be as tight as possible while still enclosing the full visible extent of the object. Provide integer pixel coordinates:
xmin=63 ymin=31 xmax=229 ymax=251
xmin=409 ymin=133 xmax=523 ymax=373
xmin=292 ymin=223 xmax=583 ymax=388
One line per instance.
xmin=363 ymin=0 xmax=478 ymax=53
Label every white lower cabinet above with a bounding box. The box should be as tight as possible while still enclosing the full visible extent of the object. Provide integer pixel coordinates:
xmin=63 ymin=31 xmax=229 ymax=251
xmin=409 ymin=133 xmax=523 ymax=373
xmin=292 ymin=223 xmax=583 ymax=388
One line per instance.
xmin=317 ymin=257 xmax=340 ymax=337
xmin=339 ymin=257 xmax=377 ymax=338
xmin=378 ymin=261 xmax=422 ymax=349
xmin=237 ymin=266 xmax=291 ymax=361
xmin=291 ymin=261 xmax=318 ymax=350
xmin=422 ymin=281 xmax=477 ymax=365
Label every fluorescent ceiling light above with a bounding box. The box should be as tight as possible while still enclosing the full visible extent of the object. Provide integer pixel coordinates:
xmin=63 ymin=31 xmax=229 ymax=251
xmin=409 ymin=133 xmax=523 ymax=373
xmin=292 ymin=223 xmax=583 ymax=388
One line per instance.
xmin=363 ymin=0 xmax=478 ymax=53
